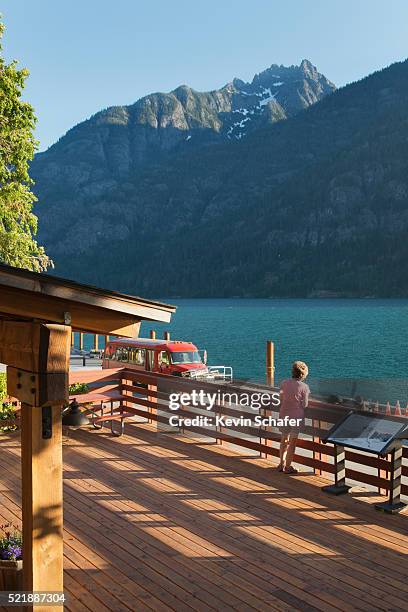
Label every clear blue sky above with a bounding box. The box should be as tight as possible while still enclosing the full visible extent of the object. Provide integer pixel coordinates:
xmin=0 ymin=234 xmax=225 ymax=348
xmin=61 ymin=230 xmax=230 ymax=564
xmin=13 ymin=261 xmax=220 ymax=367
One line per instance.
xmin=2 ymin=0 xmax=408 ymax=150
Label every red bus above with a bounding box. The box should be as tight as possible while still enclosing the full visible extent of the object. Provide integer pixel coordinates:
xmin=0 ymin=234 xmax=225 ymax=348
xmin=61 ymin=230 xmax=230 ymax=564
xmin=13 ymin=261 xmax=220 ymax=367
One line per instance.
xmin=102 ymin=338 xmax=232 ymax=381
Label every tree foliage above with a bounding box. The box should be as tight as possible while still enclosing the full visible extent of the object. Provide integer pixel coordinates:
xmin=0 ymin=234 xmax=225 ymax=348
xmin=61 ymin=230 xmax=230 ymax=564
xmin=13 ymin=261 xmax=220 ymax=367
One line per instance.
xmin=0 ymin=19 xmax=50 ymax=271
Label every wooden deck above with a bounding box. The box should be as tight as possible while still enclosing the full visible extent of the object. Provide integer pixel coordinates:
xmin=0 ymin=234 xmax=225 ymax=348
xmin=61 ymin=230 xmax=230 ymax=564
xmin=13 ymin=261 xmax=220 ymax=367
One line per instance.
xmin=1 ymin=422 xmax=408 ymax=612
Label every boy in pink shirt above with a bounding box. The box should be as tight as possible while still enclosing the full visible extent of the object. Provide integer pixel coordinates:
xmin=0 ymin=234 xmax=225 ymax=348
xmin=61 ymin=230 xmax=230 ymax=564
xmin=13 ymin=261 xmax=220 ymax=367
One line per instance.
xmin=278 ymin=361 xmax=310 ymax=474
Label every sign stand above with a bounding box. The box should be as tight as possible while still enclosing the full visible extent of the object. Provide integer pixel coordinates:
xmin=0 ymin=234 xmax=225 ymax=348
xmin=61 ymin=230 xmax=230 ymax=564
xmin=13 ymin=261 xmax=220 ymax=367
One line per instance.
xmin=375 ymin=445 xmax=406 ymax=514
xmin=322 ymin=444 xmax=351 ymax=495
xmin=320 ymin=410 xmax=408 ymax=512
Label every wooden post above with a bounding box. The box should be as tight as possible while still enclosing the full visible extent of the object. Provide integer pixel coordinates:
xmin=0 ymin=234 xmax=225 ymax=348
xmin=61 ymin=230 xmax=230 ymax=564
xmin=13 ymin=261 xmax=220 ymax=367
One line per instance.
xmin=150 ymin=330 xmax=156 ymax=339
xmin=263 ymin=341 xmax=275 ymax=459
xmin=3 ymin=322 xmax=71 ymax=611
xmin=260 ymin=405 xmax=268 ymax=459
xmin=93 ymin=334 xmax=99 ymax=351
xmin=120 ymin=370 xmax=130 ymax=413
xmin=21 ymin=404 xmax=64 ymax=597
xmin=147 ymin=380 xmax=157 ymax=424
xmin=79 ymin=332 xmax=84 ymax=350
xmin=164 ymin=331 xmax=170 ymax=341
xmin=313 ymin=418 xmax=322 ymax=475
xmin=71 ymin=332 xmax=74 ymax=347
xmin=266 ymin=341 xmax=275 ymax=386
xmin=216 ymin=397 xmax=224 ymax=445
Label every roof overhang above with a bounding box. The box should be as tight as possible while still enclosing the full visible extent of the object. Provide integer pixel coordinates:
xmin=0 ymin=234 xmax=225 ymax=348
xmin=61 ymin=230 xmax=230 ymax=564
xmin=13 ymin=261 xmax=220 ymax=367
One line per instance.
xmin=0 ymin=264 xmax=176 ymax=336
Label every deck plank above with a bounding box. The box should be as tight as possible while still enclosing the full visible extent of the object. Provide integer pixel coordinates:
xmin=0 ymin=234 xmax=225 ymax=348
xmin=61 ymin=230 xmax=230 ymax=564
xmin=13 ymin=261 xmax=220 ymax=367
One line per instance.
xmin=0 ymin=424 xmax=407 ymax=612
xmin=69 ymin=427 xmax=408 ymax=570
xmin=63 ymin=430 xmax=404 ymax=603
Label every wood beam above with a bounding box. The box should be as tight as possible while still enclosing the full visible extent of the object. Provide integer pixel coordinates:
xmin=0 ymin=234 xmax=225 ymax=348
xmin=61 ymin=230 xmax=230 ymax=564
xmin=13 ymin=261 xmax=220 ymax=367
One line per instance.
xmin=0 ymin=265 xmax=175 ymax=322
xmin=0 ymin=322 xmax=70 ymax=375
xmin=0 ymin=285 xmax=142 ymax=335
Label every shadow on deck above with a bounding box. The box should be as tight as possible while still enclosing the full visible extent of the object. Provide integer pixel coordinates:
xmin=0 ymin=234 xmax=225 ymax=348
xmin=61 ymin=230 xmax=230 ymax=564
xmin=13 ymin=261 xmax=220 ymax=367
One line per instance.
xmin=1 ymin=423 xmax=408 ymax=611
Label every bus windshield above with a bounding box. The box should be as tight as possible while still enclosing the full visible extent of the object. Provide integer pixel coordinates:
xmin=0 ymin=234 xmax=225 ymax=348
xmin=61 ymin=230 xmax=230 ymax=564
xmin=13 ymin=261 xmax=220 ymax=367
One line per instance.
xmin=170 ymin=351 xmax=202 ymax=364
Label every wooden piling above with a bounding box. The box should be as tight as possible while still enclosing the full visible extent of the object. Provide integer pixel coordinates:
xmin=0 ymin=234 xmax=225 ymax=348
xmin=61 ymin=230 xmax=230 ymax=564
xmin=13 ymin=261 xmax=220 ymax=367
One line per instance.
xmin=150 ymin=330 xmax=156 ymax=339
xmin=266 ymin=340 xmax=275 ymax=386
xmin=164 ymin=331 xmax=170 ymax=341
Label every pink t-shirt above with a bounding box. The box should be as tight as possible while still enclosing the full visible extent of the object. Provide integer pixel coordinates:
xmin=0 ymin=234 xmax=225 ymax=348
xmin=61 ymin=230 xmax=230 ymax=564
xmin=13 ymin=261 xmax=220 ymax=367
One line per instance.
xmin=279 ymin=379 xmax=310 ymax=421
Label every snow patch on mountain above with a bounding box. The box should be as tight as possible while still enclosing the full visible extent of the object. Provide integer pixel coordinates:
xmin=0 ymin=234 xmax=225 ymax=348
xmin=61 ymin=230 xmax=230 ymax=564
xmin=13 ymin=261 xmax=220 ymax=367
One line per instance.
xmin=259 ymin=87 xmax=277 ymax=107
xmin=226 ymin=84 xmax=281 ymax=139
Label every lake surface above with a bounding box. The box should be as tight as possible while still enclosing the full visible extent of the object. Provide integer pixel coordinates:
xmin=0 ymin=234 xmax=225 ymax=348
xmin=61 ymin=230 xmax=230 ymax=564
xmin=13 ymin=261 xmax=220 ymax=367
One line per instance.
xmin=82 ymin=299 xmax=408 ymax=403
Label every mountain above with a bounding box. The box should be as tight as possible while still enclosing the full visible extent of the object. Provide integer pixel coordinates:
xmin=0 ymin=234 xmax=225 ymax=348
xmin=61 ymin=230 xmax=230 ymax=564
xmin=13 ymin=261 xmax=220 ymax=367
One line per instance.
xmin=31 ymin=59 xmax=335 ymax=259
xmin=34 ymin=58 xmax=333 ymax=177
xmin=31 ymin=58 xmax=408 ymax=297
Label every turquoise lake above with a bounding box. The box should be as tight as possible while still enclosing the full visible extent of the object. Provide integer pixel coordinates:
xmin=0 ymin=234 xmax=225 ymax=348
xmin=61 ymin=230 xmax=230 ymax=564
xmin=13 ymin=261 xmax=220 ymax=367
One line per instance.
xmin=81 ymin=299 xmax=408 ymax=403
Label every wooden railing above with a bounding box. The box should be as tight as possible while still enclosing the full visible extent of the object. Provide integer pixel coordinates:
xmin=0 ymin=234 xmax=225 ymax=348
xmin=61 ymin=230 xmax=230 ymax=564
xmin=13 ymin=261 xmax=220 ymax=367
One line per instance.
xmin=69 ymin=367 xmax=408 ymax=499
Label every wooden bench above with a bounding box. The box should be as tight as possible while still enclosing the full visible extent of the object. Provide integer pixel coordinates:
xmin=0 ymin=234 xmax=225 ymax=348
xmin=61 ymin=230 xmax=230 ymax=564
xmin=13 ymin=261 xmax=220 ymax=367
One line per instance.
xmin=69 ymin=391 xmax=138 ymax=436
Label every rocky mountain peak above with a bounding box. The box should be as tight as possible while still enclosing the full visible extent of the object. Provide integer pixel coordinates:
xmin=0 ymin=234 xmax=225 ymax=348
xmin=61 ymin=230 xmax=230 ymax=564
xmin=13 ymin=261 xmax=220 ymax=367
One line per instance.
xmin=299 ymin=58 xmax=317 ymax=76
xmin=32 ymin=59 xmax=336 ymax=187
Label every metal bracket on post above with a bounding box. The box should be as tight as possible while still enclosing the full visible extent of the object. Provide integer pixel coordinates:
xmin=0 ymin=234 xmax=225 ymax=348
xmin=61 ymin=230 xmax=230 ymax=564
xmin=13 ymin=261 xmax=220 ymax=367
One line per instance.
xmin=322 ymin=444 xmax=351 ymax=495
xmin=375 ymin=444 xmax=407 ymax=514
xmin=42 ymin=406 xmax=53 ymax=439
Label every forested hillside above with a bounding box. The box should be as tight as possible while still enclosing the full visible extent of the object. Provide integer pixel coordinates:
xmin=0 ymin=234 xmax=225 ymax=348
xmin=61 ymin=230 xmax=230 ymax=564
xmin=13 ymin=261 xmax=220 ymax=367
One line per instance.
xmin=32 ymin=58 xmax=408 ymax=297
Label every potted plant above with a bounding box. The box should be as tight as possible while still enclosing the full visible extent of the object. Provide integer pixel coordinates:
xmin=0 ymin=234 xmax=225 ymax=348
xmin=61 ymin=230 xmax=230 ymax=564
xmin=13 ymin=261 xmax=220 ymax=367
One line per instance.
xmin=0 ymin=402 xmax=18 ymax=434
xmin=69 ymin=382 xmax=89 ymax=395
xmin=0 ymin=525 xmax=23 ymax=590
